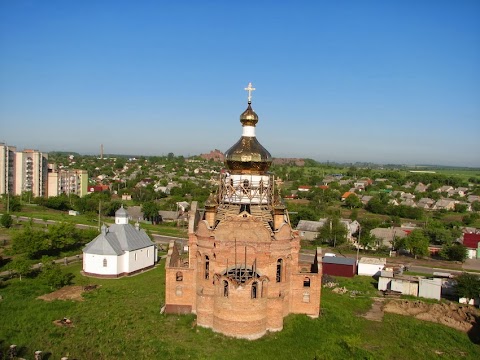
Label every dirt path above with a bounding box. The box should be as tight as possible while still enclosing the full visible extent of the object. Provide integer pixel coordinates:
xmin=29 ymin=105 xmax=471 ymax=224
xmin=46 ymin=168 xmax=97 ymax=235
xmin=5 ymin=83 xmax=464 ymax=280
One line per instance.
xmin=383 ymin=299 xmax=479 ymax=334
xmin=361 ymin=297 xmax=386 ymax=322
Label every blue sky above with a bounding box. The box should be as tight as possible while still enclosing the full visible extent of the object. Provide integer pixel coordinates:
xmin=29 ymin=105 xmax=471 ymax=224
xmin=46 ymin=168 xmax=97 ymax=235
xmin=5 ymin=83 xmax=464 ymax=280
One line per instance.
xmin=1 ymin=1 xmax=479 ymax=166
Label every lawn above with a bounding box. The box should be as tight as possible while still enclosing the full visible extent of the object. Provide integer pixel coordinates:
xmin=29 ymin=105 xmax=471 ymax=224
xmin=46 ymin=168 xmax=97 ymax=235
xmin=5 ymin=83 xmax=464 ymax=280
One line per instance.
xmin=0 ymin=263 xmax=478 ymax=360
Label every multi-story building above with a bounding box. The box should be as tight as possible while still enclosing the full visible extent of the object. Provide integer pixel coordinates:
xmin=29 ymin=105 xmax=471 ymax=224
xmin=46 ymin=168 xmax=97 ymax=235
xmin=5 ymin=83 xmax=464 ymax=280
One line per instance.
xmin=47 ymin=168 xmax=89 ymax=198
xmin=14 ymin=149 xmax=48 ymax=197
xmin=0 ymin=143 xmax=16 ymax=195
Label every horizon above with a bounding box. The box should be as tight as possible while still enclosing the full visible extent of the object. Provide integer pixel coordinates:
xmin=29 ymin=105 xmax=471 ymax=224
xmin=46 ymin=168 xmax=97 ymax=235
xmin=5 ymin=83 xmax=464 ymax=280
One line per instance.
xmin=1 ymin=1 xmax=479 ymax=167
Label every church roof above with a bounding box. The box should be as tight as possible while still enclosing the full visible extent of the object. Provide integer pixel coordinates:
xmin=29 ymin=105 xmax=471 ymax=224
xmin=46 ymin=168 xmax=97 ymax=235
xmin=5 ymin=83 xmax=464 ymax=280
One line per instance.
xmin=83 ymin=223 xmax=154 ymax=256
xmin=115 ymin=205 xmax=128 ymax=217
xmin=224 ymin=83 xmax=272 ymax=174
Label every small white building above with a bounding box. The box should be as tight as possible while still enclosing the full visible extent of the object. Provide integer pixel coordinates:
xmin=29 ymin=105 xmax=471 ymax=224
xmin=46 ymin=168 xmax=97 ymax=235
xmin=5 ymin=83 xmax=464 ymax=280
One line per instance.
xmin=83 ymin=206 xmax=157 ymax=278
xmin=357 ymin=257 xmax=386 ymax=276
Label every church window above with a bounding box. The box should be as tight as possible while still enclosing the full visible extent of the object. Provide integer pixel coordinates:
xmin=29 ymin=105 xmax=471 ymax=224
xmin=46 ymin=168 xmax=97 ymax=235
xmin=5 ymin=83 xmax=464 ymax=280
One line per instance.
xmin=251 ymin=281 xmax=258 ymax=299
xmin=176 ymin=271 xmax=183 ymax=281
xmin=147 ymin=249 xmax=150 ymax=258
xmin=223 ymin=280 xmax=229 ymax=297
xmin=276 ymin=259 xmax=283 ymax=282
xmin=134 ymin=253 xmax=137 ymax=261
xmin=103 ymin=258 xmax=107 ymax=267
xmin=243 ymin=179 xmax=250 ymax=194
xmin=205 ymin=255 xmax=210 ymax=280
xmin=303 ymin=277 xmax=311 ymax=287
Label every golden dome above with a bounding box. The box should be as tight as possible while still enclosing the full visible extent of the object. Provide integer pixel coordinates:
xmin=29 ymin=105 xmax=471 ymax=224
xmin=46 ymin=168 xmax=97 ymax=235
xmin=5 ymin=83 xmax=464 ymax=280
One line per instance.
xmin=240 ymin=103 xmax=258 ymax=127
xmin=225 ymin=136 xmax=272 ymax=173
xmin=225 ymin=95 xmax=272 ymax=174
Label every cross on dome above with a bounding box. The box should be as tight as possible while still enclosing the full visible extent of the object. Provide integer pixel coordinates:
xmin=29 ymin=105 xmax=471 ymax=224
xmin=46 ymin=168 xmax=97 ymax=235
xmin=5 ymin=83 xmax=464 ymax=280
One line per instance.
xmin=244 ymin=82 xmax=256 ymax=104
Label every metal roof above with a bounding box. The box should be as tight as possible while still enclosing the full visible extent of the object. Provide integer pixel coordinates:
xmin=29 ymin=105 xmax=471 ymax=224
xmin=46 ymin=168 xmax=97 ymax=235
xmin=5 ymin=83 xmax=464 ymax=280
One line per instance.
xmin=83 ymin=223 xmax=154 ymax=255
xmin=322 ymin=257 xmax=356 ymax=266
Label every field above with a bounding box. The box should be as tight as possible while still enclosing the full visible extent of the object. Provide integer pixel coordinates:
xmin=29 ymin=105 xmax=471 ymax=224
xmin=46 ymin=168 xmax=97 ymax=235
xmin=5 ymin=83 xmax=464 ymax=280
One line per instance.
xmin=0 ymin=263 xmax=479 ymax=360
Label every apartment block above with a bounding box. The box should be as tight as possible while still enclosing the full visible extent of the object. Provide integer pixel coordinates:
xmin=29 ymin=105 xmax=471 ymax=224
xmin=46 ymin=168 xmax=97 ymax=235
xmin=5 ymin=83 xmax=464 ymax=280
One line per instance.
xmin=47 ymin=168 xmax=88 ymax=197
xmin=0 ymin=144 xmax=48 ymax=197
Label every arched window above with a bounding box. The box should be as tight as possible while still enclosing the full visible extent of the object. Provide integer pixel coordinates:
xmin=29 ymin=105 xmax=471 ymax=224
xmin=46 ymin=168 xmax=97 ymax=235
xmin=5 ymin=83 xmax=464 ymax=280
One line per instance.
xmin=205 ymin=255 xmax=210 ymax=280
xmin=223 ymin=280 xmax=229 ymax=297
xmin=134 ymin=253 xmax=137 ymax=261
xmin=103 ymin=258 xmax=107 ymax=267
xmin=303 ymin=277 xmax=311 ymax=287
xmin=276 ymin=259 xmax=283 ymax=283
xmin=176 ymin=271 xmax=183 ymax=281
xmin=251 ymin=282 xmax=258 ymax=299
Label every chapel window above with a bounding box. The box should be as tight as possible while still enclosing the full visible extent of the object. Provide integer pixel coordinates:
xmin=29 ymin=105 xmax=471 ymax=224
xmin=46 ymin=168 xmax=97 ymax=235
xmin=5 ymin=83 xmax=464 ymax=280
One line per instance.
xmin=103 ymin=258 xmax=107 ymax=267
xmin=176 ymin=271 xmax=183 ymax=282
xmin=276 ymin=259 xmax=283 ymax=283
xmin=251 ymin=282 xmax=258 ymax=299
xmin=303 ymin=277 xmax=311 ymax=287
xmin=205 ymin=255 xmax=210 ymax=280
xmin=223 ymin=280 xmax=229 ymax=297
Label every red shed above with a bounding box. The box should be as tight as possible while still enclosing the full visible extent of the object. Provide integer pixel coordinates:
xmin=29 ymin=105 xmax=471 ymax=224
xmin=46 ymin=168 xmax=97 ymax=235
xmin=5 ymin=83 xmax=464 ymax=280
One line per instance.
xmin=322 ymin=256 xmax=357 ymax=278
xmin=463 ymin=233 xmax=480 ymax=249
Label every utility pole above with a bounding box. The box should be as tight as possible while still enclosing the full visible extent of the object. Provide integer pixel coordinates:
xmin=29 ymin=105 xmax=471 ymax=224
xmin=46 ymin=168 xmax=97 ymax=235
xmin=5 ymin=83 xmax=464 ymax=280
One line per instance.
xmin=356 ymin=226 xmax=361 ymax=264
xmin=98 ymin=200 xmax=102 ymax=232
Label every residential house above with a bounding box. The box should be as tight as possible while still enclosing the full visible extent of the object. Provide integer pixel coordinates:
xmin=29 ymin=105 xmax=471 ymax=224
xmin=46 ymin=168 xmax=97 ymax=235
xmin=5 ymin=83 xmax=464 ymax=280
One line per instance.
xmin=370 ymin=227 xmax=409 ymax=248
xmin=417 ymin=198 xmax=435 ymax=210
xmin=296 ymin=220 xmax=327 ymax=241
xmin=434 ymin=198 xmax=457 ymax=211
xmin=400 ymin=193 xmax=415 ymax=200
xmin=341 ymin=191 xmax=355 ymax=201
xmin=467 ymin=195 xmax=480 ymax=203
xmin=400 ymin=198 xmax=417 ymax=207
xmin=436 ymin=185 xmax=453 ymax=193
xmin=360 ymin=195 xmax=373 ymax=205
xmin=414 ymin=182 xmax=429 ymax=193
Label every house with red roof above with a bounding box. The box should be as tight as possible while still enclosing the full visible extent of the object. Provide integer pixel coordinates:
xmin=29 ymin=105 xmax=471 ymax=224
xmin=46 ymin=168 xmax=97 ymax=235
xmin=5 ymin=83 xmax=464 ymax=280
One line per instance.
xmin=463 ymin=233 xmax=480 ymax=259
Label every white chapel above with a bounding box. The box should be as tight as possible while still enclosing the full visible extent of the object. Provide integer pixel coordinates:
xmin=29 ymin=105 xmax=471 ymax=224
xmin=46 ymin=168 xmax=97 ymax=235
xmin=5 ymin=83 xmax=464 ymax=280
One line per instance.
xmin=83 ymin=206 xmax=157 ymax=277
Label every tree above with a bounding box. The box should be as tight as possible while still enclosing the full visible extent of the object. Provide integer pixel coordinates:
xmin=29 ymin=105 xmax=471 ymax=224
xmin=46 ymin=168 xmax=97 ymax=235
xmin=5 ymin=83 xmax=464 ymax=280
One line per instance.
xmin=9 ymin=257 xmax=33 ymax=280
xmin=142 ymin=201 xmax=160 ymax=224
xmin=344 ymin=194 xmax=362 ymax=209
xmin=440 ymin=244 xmax=467 ymax=262
xmin=12 ymin=225 xmax=48 ymax=259
xmin=472 ymin=201 xmax=480 ymax=212
xmin=315 ymin=217 xmax=348 ymax=247
xmin=454 ymin=273 xmax=480 ymax=304
xmin=40 ymin=262 xmax=74 ymax=289
xmin=404 ymin=229 xmax=429 ymax=259
xmin=0 ymin=213 xmax=13 ymax=228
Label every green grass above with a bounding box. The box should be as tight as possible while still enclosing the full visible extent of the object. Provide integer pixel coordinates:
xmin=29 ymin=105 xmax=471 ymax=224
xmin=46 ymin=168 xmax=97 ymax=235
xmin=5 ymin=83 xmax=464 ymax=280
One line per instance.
xmin=0 ymin=264 xmax=479 ymax=359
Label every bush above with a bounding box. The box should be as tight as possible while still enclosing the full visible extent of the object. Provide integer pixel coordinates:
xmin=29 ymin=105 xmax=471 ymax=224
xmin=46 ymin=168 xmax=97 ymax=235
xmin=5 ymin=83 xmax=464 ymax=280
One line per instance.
xmin=0 ymin=213 xmax=13 ymax=228
xmin=40 ymin=262 xmax=74 ymax=289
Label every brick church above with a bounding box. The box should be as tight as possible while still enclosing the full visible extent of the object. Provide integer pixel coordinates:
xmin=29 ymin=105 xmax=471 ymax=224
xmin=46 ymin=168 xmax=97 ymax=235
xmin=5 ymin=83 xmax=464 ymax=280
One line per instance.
xmin=165 ymin=83 xmax=322 ymax=339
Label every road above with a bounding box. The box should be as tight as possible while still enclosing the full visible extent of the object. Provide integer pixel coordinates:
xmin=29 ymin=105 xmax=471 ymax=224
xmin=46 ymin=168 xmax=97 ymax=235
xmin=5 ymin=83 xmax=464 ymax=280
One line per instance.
xmin=3 ymin=214 xmax=479 ymax=277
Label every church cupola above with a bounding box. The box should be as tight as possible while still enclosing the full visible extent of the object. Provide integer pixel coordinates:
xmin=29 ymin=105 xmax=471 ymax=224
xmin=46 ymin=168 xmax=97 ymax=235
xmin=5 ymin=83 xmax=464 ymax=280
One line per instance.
xmin=115 ymin=205 xmax=129 ymax=225
xmin=204 ymin=192 xmax=218 ymax=226
xmin=225 ymin=83 xmax=272 ymax=175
